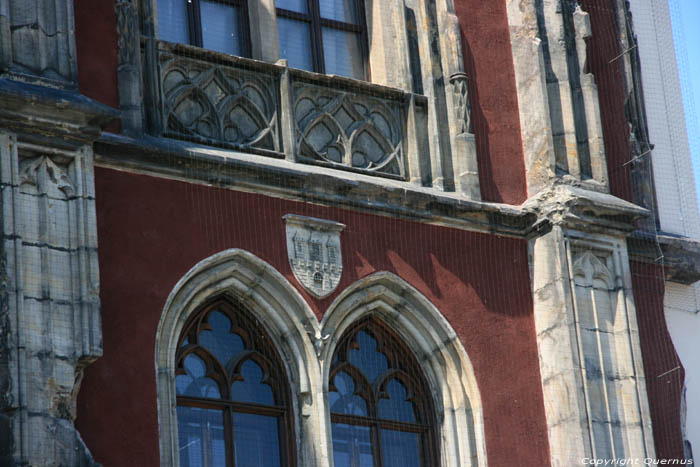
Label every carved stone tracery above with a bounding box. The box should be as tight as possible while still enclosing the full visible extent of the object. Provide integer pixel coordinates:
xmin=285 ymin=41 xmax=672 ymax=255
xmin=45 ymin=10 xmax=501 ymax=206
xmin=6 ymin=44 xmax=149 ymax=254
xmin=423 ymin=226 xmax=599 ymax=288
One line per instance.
xmin=159 ymin=52 xmax=280 ymax=152
xmin=449 ymin=72 xmax=472 ymax=135
xmin=294 ymin=83 xmax=405 ymax=177
xmin=19 ymin=155 xmax=75 ymax=197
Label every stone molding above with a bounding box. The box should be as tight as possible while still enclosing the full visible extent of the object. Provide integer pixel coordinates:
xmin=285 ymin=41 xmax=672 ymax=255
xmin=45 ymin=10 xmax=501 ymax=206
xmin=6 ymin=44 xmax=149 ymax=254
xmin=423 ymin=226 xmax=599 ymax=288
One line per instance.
xmin=155 ymin=250 xmax=487 ymax=467
xmin=628 ymin=231 xmax=700 ymax=285
xmin=321 ymin=271 xmax=487 ymax=467
xmin=155 ymin=248 xmax=323 ymax=467
xmin=93 ymin=132 xmax=539 ymax=238
xmin=0 ymin=78 xmax=119 ymax=149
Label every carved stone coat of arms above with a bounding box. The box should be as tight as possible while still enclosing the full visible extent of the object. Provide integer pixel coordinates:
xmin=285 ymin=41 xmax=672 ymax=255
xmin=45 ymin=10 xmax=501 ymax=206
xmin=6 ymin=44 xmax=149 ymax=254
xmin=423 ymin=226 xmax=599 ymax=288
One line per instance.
xmin=283 ymin=214 xmax=345 ymax=298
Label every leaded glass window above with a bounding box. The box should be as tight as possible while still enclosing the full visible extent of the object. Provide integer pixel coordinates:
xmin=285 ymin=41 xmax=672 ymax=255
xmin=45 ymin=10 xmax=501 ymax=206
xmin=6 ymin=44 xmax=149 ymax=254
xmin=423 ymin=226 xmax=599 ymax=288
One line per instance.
xmin=329 ymin=317 xmax=439 ymax=467
xmin=175 ymin=299 xmax=294 ymax=466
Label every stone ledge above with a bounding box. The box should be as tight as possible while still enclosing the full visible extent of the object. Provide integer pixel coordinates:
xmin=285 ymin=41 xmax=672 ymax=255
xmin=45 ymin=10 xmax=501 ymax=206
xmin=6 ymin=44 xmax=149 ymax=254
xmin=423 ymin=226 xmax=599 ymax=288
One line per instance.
xmin=94 ymin=133 xmax=542 ymax=238
xmin=628 ymin=230 xmax=700 ymax=285
xmin=0 ymin=78 xmax=119 ymax=148
xmin=522 ymin=182 xmax=649 ymax=234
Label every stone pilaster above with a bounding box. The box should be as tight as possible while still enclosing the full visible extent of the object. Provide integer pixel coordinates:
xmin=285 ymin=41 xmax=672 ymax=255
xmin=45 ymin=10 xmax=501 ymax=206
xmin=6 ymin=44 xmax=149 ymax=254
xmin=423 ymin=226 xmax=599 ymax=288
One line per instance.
xmin=531 ymin=226 xmax=655 ymax=465
xmin=0 ymin=27 xmax=116 ymax=460
xmin=524 ymin=183 xmax=656 ymax=464
xmin=507 ymin=0 xmax=609 ymax=195
xmin=0 ymin=135 xmax=101 ymax=466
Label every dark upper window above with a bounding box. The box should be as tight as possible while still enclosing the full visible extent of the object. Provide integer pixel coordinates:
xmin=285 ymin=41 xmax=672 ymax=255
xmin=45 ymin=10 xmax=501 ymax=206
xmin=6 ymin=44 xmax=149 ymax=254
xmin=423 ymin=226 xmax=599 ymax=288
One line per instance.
xmin=275 ymin=0 xmax=369 ymax=80
xmin=175 ymin=298 xmax=294 ymax=467
xmin=157 ymin=0 xmax=250 ymax=57
xmin=329 ymin=317 xmax=439 ymax=467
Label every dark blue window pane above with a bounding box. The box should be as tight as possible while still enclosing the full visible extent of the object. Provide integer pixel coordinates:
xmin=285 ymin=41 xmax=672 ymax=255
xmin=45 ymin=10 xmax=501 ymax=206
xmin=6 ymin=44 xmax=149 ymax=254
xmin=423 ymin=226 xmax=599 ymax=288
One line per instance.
xmin=322 ymin=28 xmax=364 ymax=79
xmin=201 ymin=1 xmax=242 ymax=55
xmin=348 ymin=331 xmax=387 ymax=384
xmin=199 ymin=311 xmax=245 ymax=368
xmin=157 ymin=0 xmax=189 ymax=44
xmin=319 ymin=0 xmax=360 ymax=24
xmin=378 ymin=379 xmax=415 ymax=422
xmin=177 ymin=406 xmax=226 ymax=467
xmin=275 ymin=0 xmax=307 ymax=14
xmin=233 ymin=413 xmax=281 ymax=467
xmin=231 ymin=360 xmax=275 ymax=405
xmin=329 ymin=371 xmax=367 ymax=416
xmin=277 ymin=18 xmax=313 ymax=72
xmin=332 ymin=423 xmax=373 ymax=467
xmin=380 ymin=430 xmax=421 ymax=467
xmin=177 ymin=354 xmax=221 ymax=398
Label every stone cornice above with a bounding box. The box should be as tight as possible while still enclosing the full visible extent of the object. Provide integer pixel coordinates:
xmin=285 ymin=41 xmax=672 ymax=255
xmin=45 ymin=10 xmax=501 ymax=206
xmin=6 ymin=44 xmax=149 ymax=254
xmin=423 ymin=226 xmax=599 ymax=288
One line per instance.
xmin=94 ymin=133 xmax=541 ymax=238
xmin=522 ymin=182 xmax=649 ymax=235
xmin=0 ymin=78 xmax=119 ymax=148
xmin=628 ymin=230 xmax=700 ymax=285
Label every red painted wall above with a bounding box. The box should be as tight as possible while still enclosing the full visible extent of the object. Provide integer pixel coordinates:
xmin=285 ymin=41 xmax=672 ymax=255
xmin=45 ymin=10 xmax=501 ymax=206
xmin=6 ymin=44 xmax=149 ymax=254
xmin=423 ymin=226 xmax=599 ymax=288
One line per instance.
xmin=579 ymin=0 xmax=634 ymax=202
xmin=631 ymin=261 xmax=686 ymax=460
xmin=454 ymin=0 xmax=528 ymax=205
xmin=76 ymin=167 xmax=550 ymax=466
xmin=74 ymin=0 xmax=120 ymax=132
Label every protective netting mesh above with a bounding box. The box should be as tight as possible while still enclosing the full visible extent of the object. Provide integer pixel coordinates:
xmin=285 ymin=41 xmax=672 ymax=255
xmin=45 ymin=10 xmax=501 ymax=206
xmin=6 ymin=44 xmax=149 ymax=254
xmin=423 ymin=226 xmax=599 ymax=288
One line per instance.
xmin=59 ymin=0 xmax=700 ymax=465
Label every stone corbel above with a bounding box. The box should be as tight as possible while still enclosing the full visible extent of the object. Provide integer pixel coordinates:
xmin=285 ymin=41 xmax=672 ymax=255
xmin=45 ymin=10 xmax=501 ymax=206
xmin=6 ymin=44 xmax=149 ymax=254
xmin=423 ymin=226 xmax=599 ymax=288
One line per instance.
xmin=522 ymin=181 xmax=649 ymax=234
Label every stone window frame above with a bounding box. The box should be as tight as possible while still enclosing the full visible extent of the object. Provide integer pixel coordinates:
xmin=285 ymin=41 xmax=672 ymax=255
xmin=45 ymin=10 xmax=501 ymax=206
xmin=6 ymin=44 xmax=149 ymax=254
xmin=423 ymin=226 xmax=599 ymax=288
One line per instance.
xmin=156 ymin=251 xmax=487 ymax=466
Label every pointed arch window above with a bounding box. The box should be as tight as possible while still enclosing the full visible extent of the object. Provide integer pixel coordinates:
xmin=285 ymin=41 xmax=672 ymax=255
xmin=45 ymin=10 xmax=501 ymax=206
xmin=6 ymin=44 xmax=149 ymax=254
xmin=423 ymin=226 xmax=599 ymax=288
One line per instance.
xmin=329 ymin=316 xmax=439 ymax=467
xmin=175 ymin=298 xmax=294 ymax=466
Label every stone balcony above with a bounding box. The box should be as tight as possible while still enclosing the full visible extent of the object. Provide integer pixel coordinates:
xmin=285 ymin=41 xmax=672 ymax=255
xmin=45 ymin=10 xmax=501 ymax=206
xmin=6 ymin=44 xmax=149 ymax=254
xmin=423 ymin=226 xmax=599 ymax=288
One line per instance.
xmin=152 ymin=41 xmax=430 ymax=182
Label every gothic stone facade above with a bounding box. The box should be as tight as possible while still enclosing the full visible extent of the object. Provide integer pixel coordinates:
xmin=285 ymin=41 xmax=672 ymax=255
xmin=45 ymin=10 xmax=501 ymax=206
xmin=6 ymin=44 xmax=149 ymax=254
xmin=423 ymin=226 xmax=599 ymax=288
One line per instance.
xmin=0 ymin=0 xmax=699 ymax=466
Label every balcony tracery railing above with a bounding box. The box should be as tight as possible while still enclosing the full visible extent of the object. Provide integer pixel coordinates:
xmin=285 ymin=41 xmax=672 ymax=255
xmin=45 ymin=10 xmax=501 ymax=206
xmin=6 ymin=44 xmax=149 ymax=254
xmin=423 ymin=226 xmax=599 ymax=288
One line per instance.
xmin=153 ymin=41 xmax=428 ymax=181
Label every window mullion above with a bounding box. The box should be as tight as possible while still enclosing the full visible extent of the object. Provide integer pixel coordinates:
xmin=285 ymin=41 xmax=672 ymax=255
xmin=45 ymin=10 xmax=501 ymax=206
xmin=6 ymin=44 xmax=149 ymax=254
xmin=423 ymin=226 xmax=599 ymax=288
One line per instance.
xmin=239 ymin=0 xmax=252 ymax=58
xmin=225 ymin=407 xmax=235 ymax=467
xmin=372 ymin=421 xmax=384 ymax=467
xmin=308 ymin=0 xmax=325 ymax=73
xmin=192 ymin=0 xmax=204 ymax=47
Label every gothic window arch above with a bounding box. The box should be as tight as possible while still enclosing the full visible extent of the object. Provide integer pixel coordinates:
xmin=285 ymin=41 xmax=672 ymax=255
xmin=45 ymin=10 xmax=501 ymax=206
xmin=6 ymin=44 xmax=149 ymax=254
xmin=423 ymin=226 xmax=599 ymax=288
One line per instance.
xmin=321 ymin=271 xmax=488 ymax=467
xmin=155 ymin=249 xmax=323 ymax=467
xmin=328 ymin=316 xmax=439 ymax=467
xmin=175 ymin=297 xmax=295 ymax=466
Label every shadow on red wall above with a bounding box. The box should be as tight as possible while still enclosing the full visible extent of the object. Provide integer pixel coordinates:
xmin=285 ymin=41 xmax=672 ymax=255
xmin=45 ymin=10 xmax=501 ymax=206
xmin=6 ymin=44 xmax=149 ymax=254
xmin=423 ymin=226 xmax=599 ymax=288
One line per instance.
xmin=76 ymin=167 xmax=550 ymax=466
